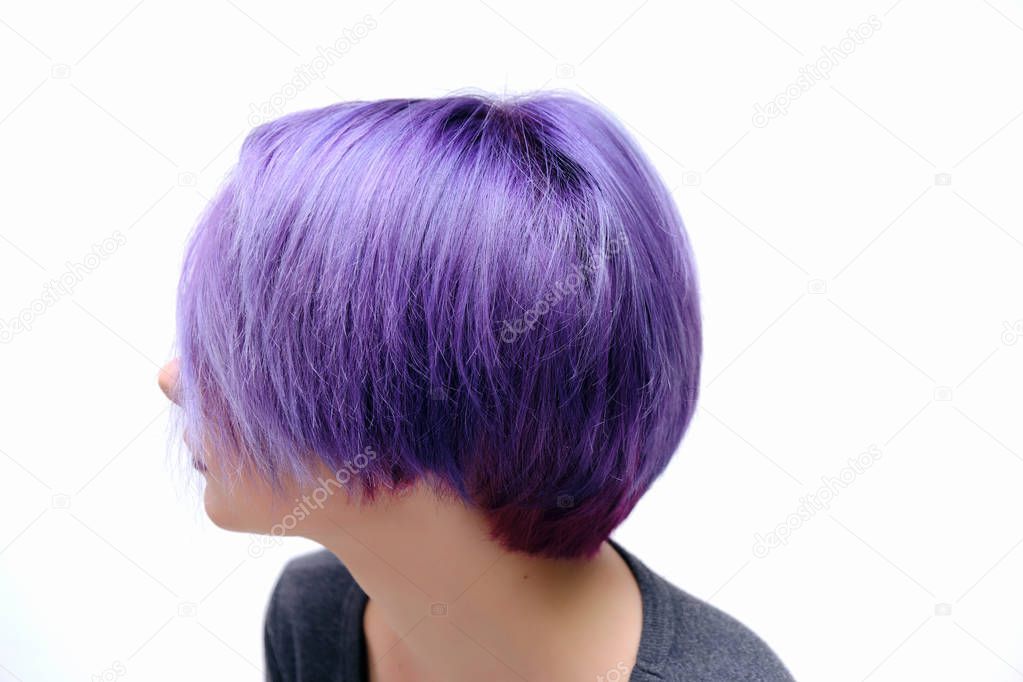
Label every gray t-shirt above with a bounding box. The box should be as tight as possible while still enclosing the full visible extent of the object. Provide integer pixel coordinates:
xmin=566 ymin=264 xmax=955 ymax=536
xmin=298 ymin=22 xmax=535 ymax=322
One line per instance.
xmin=264 ymin=539 xmax=795 ymax=681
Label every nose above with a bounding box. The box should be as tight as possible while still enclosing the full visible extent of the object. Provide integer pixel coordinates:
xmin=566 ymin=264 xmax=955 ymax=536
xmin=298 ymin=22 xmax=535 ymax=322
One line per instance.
xmin=158 ymin=358 xmax=181 ymax=404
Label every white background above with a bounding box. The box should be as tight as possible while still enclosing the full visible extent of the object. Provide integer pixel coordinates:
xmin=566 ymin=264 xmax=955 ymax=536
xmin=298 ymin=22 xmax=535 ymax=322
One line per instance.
xmin=1 ymin=1 xmax=1021 ymax=680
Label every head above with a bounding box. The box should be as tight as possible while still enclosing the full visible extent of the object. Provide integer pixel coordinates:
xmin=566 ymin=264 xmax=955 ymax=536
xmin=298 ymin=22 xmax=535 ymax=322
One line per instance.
xmin=162 ymin=92 xmax=701 ymax=559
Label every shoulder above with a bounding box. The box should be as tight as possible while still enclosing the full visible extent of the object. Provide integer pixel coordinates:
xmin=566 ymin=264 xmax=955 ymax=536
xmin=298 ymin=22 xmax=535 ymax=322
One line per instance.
xmin=269 ymin=549 xmax=356 ymax=610
xmin=613 ymin=542 xmax=794 ymax=682
xmin=266 ymin=548 xmax=359 ymax=631
xmin=662 ymin=585 xmax=794 ymax=681
xmin=263 ymin=550 xmax=363 ymax=681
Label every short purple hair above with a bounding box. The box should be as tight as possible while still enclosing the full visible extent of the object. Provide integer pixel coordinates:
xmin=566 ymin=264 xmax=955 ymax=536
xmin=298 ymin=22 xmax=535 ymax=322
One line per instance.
xmin=176 ymin=92 xmax=701 ymax=558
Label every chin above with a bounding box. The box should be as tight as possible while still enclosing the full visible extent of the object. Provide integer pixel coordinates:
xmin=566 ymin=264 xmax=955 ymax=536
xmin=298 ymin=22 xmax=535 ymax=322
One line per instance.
xmin=203 ymin=485 xmax=255 ymax=532
xmin=202 ymin=479 xmax=297 ymax=536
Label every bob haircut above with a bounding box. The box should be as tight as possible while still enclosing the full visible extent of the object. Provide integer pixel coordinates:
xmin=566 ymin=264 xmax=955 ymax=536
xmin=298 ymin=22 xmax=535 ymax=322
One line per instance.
xmin=176 ymin=92 xmax=701 ymax=559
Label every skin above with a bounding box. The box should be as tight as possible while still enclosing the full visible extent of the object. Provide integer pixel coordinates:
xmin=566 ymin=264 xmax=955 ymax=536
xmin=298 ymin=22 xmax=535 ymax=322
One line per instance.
xmin=159 ymin=359 xmax=643 ymax=682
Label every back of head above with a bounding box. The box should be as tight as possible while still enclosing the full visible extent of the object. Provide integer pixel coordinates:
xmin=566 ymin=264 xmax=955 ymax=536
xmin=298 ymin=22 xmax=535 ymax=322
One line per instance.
xmin=176 ymin=92 xmax=702 ymax=558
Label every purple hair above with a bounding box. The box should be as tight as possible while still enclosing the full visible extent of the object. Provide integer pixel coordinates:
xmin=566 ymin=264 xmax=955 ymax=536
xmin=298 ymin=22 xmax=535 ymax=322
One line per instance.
xmin=176 ymin=92 xmax=701 ymax=559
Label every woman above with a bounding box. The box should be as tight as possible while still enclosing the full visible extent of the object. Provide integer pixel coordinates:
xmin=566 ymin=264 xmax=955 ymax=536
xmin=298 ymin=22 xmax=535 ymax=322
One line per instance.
xmin=159 ymin=92 xmax=793 ymax=681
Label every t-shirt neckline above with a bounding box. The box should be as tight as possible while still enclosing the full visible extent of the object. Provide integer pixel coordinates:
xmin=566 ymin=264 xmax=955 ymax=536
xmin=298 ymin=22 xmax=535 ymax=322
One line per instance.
xmin=340 ymin=538 xmax=671 ymax=681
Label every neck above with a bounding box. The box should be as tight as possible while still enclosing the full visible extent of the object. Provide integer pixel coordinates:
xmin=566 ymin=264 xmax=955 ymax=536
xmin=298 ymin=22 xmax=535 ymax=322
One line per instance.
xmin=305 ymin=483 xmax=643 ymax=682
